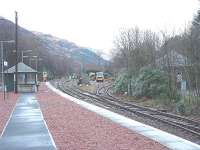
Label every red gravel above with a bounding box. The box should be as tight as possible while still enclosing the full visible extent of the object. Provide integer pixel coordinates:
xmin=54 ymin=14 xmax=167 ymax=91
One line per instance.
xmin=37 ymin=83 xmax=169 ymax=150
xmin=0 ymin=92 xmax=19 ymax=134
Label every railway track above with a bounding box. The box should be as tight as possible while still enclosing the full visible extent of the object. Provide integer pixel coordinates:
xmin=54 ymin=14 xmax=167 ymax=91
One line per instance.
xmin=98 ymin=85 xmax=200 ymax=135
xmin=57 ymin=79 xmax=200 ymax=138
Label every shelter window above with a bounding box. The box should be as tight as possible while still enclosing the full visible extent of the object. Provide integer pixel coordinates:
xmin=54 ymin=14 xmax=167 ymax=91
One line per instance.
xmin=18 ymin=74 xmax=25 ymax=84
xmin=27 ymin=74 xmax=35 ymax=84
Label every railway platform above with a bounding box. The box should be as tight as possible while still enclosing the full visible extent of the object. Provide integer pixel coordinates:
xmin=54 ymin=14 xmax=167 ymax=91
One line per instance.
xmin=0 ymin=93 xmax=56 ymax=150
xmin=0 ymin=82 xmax=199 ymax=150
xmin=37 ymin=82 xmax=200 ymax=150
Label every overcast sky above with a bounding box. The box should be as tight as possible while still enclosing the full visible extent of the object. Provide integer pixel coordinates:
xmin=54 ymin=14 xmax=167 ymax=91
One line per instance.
xmin=0 ymin=0 xmax=199 ymax=58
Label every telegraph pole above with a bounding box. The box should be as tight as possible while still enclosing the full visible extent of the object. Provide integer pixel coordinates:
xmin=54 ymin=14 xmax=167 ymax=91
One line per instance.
xmin=15 ymin=11 xmax=18 ymax=93
xmin=1 ymin=42 xmax=4 ymax=99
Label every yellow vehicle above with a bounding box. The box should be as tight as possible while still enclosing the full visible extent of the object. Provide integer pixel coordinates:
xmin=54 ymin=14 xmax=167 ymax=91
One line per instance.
xmin=96 ymin=72 xmax=104 ymax=82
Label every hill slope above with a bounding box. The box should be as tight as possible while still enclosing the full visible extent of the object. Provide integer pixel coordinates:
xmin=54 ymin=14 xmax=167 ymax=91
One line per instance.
xmin=0 ymin=17 xmax=108 ymax=76
xmin=34 ymin=32 xmax=108 ymax=66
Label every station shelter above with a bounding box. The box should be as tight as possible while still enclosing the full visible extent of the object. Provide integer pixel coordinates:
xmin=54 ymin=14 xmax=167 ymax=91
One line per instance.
xmin=4 ymin=62 xmax=38 ymax=92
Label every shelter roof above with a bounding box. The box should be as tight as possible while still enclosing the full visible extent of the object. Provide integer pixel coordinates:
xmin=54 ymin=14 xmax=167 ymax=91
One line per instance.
xmin=4 ymin=62 xmax=37 ymax=73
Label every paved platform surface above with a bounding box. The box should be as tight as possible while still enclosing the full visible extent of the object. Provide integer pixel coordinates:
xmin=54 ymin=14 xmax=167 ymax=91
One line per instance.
xmin=0 ymin=94 xmax=56 ymax=150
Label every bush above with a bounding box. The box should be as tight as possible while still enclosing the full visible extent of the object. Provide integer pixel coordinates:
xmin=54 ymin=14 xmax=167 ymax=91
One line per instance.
xmin=131 ymin=68 xmax=170 ymax=98
xmin=113 ymin=68 xmax=180 ymax=104
xmin=176 ymin=100 xmax=186 ymax=114
xmin=176 ymin=96 xmax=200 ymax=115
xmin=112 ymin=70 xmax=128 ymax=93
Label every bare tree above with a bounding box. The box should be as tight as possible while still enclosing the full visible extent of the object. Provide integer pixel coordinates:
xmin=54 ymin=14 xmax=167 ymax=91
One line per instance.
xmin=113 ymin=27 xmax=160 ymax=95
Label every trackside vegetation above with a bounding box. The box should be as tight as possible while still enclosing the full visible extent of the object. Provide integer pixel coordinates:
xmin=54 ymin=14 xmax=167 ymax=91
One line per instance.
xmin=113 ymin=68 xmax=200 ymax=116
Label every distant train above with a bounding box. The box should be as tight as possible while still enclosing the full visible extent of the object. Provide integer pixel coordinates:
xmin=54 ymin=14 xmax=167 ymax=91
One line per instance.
xmin=96 ymin=72 xmax=104 ymax=82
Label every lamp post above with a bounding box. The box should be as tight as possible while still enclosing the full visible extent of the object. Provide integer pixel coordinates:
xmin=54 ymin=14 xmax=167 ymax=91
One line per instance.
xmin=15 ymin=11 xmax=18 ymax=93
xmin=0 ymin=40 xmax=15 ymax=100
xmin=27 ymin=56 xmax=41 ymax=87
xmin=24 ymin=55 xmax=38 ymax=69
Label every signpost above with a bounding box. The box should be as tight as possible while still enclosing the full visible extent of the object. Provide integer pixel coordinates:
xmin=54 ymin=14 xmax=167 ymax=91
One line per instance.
xmin=177 ymin=73 xmax=187 ymax=96
xmin=181 ymin=80 xmax=187 ymax=96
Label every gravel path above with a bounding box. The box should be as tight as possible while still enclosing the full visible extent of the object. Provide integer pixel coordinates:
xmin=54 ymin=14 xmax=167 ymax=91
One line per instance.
xmin=37 ymin=83 xmax=168 ymax=150
xmin=0 ymin=92 xmax=19 ymax=135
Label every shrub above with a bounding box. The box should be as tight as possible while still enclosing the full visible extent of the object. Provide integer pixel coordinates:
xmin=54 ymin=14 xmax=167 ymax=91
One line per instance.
xmin=176 ymin=96 xmax=200 ymax=115
xmin=176 ymin=100 xmax=186 ymax=114
xmin=131 ymin=68 xmax=170 ymax=98
xmin=113 ymin=68 xmax=180 ymax=104
xmin=112 ymin=70 xmax=128 ymax=93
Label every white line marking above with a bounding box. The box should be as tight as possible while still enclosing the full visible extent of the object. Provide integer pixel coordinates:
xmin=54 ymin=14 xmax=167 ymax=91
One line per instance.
xmin=38 ymin=101 xmax=57 ymax=150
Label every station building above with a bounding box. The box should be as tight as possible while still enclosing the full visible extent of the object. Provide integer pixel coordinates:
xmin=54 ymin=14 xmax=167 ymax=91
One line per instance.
xmin=4 ymin=62 xmax=38 ymax=92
